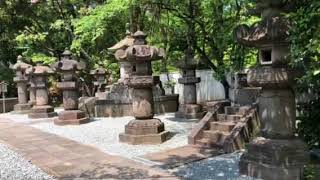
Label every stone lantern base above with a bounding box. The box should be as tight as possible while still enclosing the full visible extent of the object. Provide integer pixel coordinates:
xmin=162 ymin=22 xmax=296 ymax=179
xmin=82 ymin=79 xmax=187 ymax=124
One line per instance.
xmin=54 ymin=110 xmax=89 ymax=125
xmin=13 ymin=103 xmax=32 ymax=114
xmin=239 ymin=137 xmax=309 ymax=180
xmin=119 ymin=119 xmax=169 ymax=145
xmin=175 ymin=104 xmax=205 ymax=119
xmin=28 ymin=105 xmax=57 ymax=119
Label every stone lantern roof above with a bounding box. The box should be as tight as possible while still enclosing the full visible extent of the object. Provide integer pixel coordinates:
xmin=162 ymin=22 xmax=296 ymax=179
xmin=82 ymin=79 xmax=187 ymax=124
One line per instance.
xmin=234 ymin=0 xmax=290 ymax=48
xmin=26 ymin=65 xmax=54 ymax=75
xmin=11 ymin=55 xmax=32 ymax=71
xmin=90 ymin=66 xmax=106 ymax=75
xmin=53 ymin=50 xmax=86 ymax=71
xmin=118 ymin=31 xmax=164 ymax=62
xmin=234 ymin=18 xmax=289 ymax=48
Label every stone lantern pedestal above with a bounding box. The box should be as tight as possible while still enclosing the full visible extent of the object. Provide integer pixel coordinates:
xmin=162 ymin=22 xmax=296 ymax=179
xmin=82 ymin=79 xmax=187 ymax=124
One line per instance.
xmin=27 ymin=65 xmax=57 ymax=119
xmin=175 ymin=51 xmax=205 ymax=119
xmin=53 ymin=50 xmax=89 ymax=125
xmin=235 ymin=1 xmax=309 ymax=179
xmin=118 ymin=31 xmax=169 ymax=144
xmin=11 ymin=56 xmax=32 ymax=114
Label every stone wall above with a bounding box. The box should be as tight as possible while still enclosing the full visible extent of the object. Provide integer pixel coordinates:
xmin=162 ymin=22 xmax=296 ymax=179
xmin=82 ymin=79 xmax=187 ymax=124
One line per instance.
xmin=0 ymin=98 xmax=18 ymax=113
xmin=160 ymin=70 xmax=225 ymax=104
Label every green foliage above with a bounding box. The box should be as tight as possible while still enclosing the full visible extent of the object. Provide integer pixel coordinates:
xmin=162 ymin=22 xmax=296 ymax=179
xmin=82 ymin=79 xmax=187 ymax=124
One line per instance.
xmin=288 ymin=0 xmax=320 ymax=148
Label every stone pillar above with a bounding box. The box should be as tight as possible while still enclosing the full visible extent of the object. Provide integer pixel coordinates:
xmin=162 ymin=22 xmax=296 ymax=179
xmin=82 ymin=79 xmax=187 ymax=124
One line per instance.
xmin=175 ymin=49 xmax=205 ymax=119
xmin=28 ymin=76 xmax=36 ymax=105
xmin=11 ymin=56 xmax=32 ymax=113
xmin=235 ymin=1 xmax=309 ymax=179
xmin=53 ymin=50 xmax=89 ymax=125
xmin=90 ymin=67 xmax=107 ymax=100
xmin=119 ymin=61 xmax=132 ymax=84
xmin=118 ymin=31 xmax=169 ymax=144
xmin=27 ymin=64 xmax=57 ymax=119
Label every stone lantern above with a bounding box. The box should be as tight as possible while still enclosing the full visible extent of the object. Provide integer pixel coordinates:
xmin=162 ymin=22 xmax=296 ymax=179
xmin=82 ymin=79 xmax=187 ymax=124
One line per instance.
xmin=235 ymin=1 xmax=309 ymax=179
xmin=11 ymin=56 xmax=33 ymax=113
xmin=175 ymin=49 xmax=205 ymax=119
xmin=90 ymin=66 xmax=107 ymax=99
xmin=118 ymin=31 xmax=169 ymax=144
xmin=27 ymin=64 xmax=57 ymax=119
xmin=53 ymin=50 xmax=89 ymax=125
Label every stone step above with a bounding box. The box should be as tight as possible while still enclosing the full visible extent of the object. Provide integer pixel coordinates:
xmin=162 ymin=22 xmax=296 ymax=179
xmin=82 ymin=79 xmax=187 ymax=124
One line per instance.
xmin=202 ymin=130 xmax=230 ymax=144
xmin=217 ymin=114 xmax=242 ymax=121
xmin=210 ymin=121 xmax=236 ymax=132
xmin=195 ymin=138 xmax=223 ymax=148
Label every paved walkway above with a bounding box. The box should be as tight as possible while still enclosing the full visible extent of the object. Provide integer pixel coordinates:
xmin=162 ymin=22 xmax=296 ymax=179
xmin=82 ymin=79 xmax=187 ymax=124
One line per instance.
xmin=142 ymin=145 xmax=223 ymax=169
xmin=0 ymin=119 xmax=178 ymax=179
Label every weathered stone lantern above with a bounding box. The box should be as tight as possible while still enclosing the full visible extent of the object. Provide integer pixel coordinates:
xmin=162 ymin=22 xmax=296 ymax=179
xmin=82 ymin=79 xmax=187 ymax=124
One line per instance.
xmin=175 ymin=49 xmax=205 ymax=119
xmin=90 ymin=67 xmax=107 ymax=99
xmin=235 ymin=0 xmax=309 ymax=179
xmin=118 ymin=31 xmax=169 ymax=144
xmin=53 ymin=50 xmax=89 ymax=125
xmin=27 ymin=64 xmax=57 ymax=118
xmin=11 ymin=55 xmax=32 ymax=113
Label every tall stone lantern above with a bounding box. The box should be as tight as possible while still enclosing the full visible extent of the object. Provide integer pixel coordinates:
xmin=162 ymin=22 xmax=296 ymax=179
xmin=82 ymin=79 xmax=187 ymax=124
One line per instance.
xmin=90 ymin=66 xmax=107 ymax=99
xmin=11 ymin=56 xmax=33 ymax=113
xmin=175 ymin=49 xmax=204 ymax=119
xmin=27 ymin=64 xmax=57 ymax=119
xmin=118 ymin=31 xmax=169 ymax=144
xmin=53 ymin=50 xmax=89 ymax=125
xmin=235 ymin=1 xmax=309 ymax=179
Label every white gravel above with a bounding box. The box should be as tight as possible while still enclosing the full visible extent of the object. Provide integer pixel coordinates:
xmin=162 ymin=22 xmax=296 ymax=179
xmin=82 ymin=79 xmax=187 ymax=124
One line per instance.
xmin=0 ymin=143 xmax=55 ymax=180
xmin=172 ymin=151 xmax=259 ymax=180
xmin=31 ymin=113 xmax=196 ymax=159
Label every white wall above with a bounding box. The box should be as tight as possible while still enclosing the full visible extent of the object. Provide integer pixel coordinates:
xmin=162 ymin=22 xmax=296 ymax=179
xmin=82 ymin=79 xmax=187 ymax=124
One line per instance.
xmin=160 ymin=70 xmax=225 ymax=104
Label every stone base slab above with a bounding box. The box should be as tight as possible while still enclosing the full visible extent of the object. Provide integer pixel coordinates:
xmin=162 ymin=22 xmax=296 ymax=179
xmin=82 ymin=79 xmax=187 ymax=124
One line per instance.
xmin=175 ymin=111 xmax=206 ymax=119
xmin=12 ymin=103 xmax=32 ymax=114
xmin=175 ymin=104 xmax=205 ymax=119
xmin=239 ymin=137 xmax=309 ymax=180
xmin=54 ymin=110 xmax=90 ymax=125
xmin=28 ymin=105 xmax=56 ymax=119
xmin=119 ymin=131 xmax=169 ymax=145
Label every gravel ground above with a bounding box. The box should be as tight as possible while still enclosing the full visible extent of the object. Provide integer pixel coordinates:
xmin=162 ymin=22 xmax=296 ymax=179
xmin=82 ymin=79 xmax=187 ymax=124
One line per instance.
xmin=0 ymin=143 xmax=55 ymax=180
xmin=172 ymin=151 xmax=259 ymax=180
xmin=31 ymin=113 xmax=196 ymax=159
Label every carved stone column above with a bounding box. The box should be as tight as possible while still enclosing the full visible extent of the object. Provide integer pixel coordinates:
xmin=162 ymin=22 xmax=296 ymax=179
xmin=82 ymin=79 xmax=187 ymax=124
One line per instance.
xmin=11 ymin=56 xmax=32 ymax=113
xmin=235 ymin=1 xmax=309 ymax=179
xmin=53 ymin=50 xmax=89 ymax=125
xmin=118 ymin=31 xmax=169 ymax=144
xmin=27 ymin=64 xmax=57 ymax=119
xmin=175 ymin=49 xmax=205 ymax=119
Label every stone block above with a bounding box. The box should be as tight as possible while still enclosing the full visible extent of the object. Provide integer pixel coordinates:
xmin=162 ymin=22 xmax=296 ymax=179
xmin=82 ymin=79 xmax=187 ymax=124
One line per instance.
xmin=57 ymin=82 xmax=77 ymax=90
xmin=28 ymin=105 xmax=57 ymax=119
xmin=119 ymin=131 xmax=169 ymax=145
xmin=239 ymin=138 xmax=309 ymax=180
xmin=54 ymin=110 xmax=89 ymax=125
xmin=13 ymin=103 xmax=32 ymax=114
xmin=229 ymin=88 xmax=261 ymax=106
xmin=124 ymin=119 xmax=165 ymax=135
